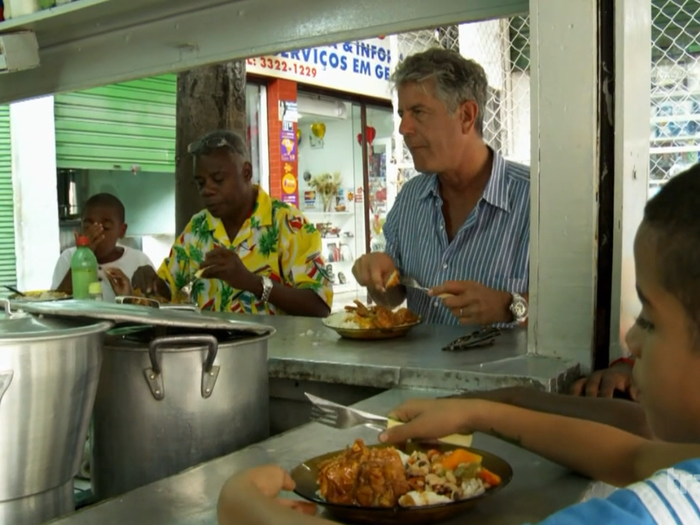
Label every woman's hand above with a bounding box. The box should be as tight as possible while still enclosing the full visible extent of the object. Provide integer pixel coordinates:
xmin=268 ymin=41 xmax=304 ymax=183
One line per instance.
xmin=218 ymin=465 xmax=317 ymax=524
xmin=379 ymin=398 xmax=481 ymax=444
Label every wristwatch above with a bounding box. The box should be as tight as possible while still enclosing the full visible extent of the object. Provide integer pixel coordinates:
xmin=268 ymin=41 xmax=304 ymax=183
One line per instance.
xmin=260 ymin=276 xmax=273 ymax=303
xmin=509 ymin=293 xmax=528 ymax=323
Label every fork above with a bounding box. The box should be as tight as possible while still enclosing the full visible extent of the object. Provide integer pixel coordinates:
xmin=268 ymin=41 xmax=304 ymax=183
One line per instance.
xmin=306 ymin=393 xmax=473 ymax=446
xmin=400 ymin=276 xmax=453 ymax=299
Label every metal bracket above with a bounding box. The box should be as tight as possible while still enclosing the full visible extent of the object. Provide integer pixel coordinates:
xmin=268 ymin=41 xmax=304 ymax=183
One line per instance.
xmin=143 ymin=368 xmax=165 ymax=401
xmin=0 ymin=31 xmax=40 ymax=74
xmin=201 ymin=365 xmax=220 ymax=399
xmin=0 ymin=370 xmax=13 ymax=405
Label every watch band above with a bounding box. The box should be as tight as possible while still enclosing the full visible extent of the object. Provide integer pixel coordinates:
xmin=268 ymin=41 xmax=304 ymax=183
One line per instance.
xmin=260 ymin=276 xmax=273 ymax=303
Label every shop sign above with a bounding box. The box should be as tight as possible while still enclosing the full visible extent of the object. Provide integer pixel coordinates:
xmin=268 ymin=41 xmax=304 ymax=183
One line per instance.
xmin=280 ymin=130 xmax=296 ymax=161
xmin=247 ymin=38 xmax=392 ymax=100
xmin=281 ymin=162 xmax=298 ymax=207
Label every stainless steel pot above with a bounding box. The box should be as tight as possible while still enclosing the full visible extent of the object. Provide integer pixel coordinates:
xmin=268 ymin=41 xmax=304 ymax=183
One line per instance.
xmin=0 ymin=299 xmax=112 ymax=525
xmin=15 ymin=300 xmax=275 ymax=501
xmin=92 ymin=327 xmax=272 ymax=499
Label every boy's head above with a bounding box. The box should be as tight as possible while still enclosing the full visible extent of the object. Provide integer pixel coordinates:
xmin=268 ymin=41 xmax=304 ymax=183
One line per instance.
xmin=628 ymin=164 xmax=700 ymax=442
xmin=82 ymin=193 xmax=127 ymax=259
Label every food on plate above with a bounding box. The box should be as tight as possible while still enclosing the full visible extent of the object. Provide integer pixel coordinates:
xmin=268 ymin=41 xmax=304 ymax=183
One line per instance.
xmin=340 ymin=300 xmax=419 ymax=330
xmin=316 ymin=439 xmax=501 ymax=508
xmin=12 ymin=290 xmax=69 ymax=301
xmin=385 ymin=270 xmax=400 ymax=288
xmin=129 ymin=288 xmax=171 ymax=306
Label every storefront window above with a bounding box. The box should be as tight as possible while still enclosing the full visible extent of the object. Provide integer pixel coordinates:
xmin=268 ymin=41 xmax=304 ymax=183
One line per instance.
xmin=354 ymin=105 xmax=394 ymax=254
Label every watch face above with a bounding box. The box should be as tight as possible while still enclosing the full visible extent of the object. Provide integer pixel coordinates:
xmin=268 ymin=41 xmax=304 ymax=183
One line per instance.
xmin=511 ymin=295 xmax=528 ymax=320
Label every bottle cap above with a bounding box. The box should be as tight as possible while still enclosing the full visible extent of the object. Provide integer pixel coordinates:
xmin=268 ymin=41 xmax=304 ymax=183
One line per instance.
xmin=76 ymin=236 xmax=90 ymax=247
xmin=88 ymin=282 xmax=102 ymax=294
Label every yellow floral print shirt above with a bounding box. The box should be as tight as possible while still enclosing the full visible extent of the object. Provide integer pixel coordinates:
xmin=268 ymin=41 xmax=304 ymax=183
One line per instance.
xmin=157 ymin=187 xmax=333 ymax=314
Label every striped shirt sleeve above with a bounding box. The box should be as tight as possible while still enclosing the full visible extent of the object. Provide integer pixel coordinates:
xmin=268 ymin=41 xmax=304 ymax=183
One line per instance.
xmin=534 ymin=462 xmax=700 ymax=525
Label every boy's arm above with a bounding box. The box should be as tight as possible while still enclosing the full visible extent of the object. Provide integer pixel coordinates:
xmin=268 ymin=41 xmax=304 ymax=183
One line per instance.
xmin=447 ymin=387 xmax=652 ymax=438
xmin=468 ymin=400 xmax=696 ymax=487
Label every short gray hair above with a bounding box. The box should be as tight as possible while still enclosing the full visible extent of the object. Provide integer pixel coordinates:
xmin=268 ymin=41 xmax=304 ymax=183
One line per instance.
xmin=188 ymin=129 xmax=250 ymax=161
xmin=391 ymin=48 xmax=489 ymax=135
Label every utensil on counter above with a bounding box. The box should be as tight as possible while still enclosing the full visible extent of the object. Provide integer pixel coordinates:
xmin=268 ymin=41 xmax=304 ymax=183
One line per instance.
xmin=399 ymin=276 xmax=453 ymax=299
xmin=305 ymin=393 xmax=472 ymax=447
xmin=2 ymin=285 xmax=24 ymax=297
xmin=290 ymin=441 xmax=513 ymax=525
xmin=442 ymin=327 xmax=501 ymax=352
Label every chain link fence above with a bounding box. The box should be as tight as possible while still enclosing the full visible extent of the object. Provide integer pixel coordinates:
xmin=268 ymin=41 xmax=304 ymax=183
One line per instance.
xmin=388 ymin=15 xmax=531 ymax=191
xmin=649 ymin=0 xmax=700 ymax=195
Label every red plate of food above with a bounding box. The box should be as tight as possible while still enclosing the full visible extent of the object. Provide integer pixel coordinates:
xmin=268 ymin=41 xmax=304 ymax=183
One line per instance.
xmin=290 ymin=439 xmax=512 ymax=525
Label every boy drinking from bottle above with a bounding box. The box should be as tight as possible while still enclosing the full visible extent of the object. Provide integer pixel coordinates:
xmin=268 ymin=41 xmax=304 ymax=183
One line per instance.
xmin=52 ymin=193 xmax=153 ymax=301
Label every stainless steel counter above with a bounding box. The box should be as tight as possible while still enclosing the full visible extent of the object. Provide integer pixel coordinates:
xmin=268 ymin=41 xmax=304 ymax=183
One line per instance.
xmin=49 ymin=388 xmax=594 ymax=525
xmin=224 ymin=314 xmax=581 ymax=392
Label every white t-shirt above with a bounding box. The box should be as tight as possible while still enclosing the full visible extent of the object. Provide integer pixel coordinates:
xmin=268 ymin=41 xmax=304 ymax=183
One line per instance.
xmin=51 ymin=246 xmax=155 ymax=302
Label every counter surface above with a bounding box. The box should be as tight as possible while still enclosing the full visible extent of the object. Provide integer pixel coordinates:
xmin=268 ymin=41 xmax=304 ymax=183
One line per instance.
xmin=222 ymin=313 xmax=581 ymax=391
xmin=49 ymin=388 xmax=594 ymax=525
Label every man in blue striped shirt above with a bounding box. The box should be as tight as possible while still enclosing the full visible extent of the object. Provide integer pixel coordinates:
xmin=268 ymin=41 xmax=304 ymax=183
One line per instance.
xmin=352 ymin=48 xmax=530 ymax=327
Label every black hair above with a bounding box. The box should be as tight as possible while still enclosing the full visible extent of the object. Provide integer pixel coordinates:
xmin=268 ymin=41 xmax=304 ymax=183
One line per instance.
xmin=83 ymin=193 xmax=126 ymax=223
xmin=644 ymin=164 xmax=700 ymax=328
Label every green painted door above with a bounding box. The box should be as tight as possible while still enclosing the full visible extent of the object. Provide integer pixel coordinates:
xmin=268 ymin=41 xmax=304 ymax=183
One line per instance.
xmin=54 ymin=75 xmax=177 ymax=173
xmin=0 ymin=106 xmax=17 ymax=285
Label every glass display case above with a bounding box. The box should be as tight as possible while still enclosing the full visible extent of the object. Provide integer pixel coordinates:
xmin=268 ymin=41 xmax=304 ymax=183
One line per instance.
xmin=296 ymin=94 xmax=394 ymax=311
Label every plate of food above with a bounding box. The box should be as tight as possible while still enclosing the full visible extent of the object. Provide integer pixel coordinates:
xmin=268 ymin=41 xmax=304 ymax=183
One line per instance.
xmin=9 ymin=290 xmax=71 ymax=302
xmin=323 ymin=300 xmax=421 ymax=340
xmin=291 ymin=439 xmax=512 ymax=525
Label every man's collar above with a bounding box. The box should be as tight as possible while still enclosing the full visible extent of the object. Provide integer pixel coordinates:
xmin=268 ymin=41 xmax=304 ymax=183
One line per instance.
xmin=417 ymin=149 xmax=510 ymax=212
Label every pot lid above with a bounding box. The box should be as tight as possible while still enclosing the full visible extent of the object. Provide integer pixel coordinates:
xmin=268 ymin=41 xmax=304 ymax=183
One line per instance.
xmin=0 ymin=299 xmax=112 ymax=339
xmin=12 ymin=299 xmax=274 ymax=336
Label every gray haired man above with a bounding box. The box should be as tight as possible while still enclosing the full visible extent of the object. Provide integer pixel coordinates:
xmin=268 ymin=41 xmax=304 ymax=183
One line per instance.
xmin=352 ymin=48 xmax=530 ymax=327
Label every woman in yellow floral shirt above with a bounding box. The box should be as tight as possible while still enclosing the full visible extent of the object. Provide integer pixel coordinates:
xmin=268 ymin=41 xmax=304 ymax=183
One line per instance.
xmin=132 ymin=130 xmax=332 ymax=317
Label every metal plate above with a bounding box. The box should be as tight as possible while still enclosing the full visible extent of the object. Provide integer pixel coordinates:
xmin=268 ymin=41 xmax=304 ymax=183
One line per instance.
xmin=12 ymin=299 xmax=274 ymax=336
xmin=322 ymin=311 xmax=421 ymax=340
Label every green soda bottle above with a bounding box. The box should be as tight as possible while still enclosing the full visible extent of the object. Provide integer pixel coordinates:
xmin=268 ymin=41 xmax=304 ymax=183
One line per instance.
xmin=71 ymin=236 xmax=98 ymax=299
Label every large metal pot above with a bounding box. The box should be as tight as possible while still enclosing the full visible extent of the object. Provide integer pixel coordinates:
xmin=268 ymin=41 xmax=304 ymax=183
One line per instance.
xmin=91 ymin=325 xmax=273 ymax=499
xmin=15 ymin=300 xmax=275 ymax=501
xmin=0 ymin=299 xmax=112 ymax=525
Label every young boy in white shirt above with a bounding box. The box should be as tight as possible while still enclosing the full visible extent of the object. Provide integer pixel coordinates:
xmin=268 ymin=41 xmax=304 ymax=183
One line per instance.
xmin=51 ymin=193 xmax=154 ymax=301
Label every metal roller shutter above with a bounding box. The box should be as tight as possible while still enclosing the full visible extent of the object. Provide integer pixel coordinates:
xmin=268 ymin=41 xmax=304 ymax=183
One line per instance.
xmin=0 ymin=106 xmax=16 ymax=285
xmin=54 ymin=75 xmax=177 ymax=173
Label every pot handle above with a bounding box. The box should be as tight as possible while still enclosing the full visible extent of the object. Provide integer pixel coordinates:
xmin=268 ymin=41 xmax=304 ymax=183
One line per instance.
xmin=0 ymin=370 xmax=13 ymax=405
xmin=147 ymin=334 xmax=219 ymax=374
xmin=144 ymin=335 xmax=220 ymax=401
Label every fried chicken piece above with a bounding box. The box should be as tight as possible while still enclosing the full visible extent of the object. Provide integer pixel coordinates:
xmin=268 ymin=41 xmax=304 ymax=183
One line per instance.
xmin=374 ymin=306 xmax=395 ymax=328
xmin=353 ymin=449 xmax=410 ymax=507
xmin=385 ymin=270 xmax=400 ymax=288
xmin=317 ymin=439 xmax=410 ymax=508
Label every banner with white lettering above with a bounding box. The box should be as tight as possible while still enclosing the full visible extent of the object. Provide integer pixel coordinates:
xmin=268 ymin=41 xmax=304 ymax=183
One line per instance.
xmin=247 ymin=38 xmax=392 ymax=100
